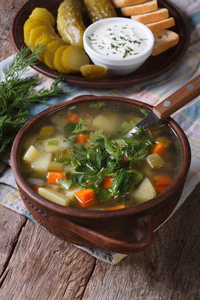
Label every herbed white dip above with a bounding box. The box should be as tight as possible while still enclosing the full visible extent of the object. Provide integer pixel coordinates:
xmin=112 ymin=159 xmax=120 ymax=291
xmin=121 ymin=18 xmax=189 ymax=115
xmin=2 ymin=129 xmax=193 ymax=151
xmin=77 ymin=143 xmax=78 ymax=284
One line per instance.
xmin=86 ymin=22 xmax=148 ymax=59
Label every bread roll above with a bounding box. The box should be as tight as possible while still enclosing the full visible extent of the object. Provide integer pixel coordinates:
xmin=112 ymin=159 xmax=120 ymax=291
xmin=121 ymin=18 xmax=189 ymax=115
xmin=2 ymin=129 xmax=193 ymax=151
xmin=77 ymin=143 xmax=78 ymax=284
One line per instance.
xmin=152 ymin=29 xmax=179 ymax=55
xmin=112 ymin=0 xmax=148 ymax=8
xmin=121 ymin=0 xmax=158 ymax=16
xmin=131 ymin=8 xmax=169 ymax=24
xmin=147 ymin=17 xmax=175 ymax=32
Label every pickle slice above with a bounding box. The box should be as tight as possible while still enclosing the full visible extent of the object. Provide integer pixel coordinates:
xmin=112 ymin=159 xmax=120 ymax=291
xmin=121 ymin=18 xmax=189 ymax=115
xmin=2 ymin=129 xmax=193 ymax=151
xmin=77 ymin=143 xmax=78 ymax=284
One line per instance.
xmin=54 ymin=45 xmax=70 ymax=73
xmin=29 ymin=25 xmax=56 ymax=49
xmin=29 ymin=7 xmax=55 ymax=26
xmin=61 ymin=45 xmax=90 ymax=73
xmin=24 ymin=19 xmax=46 ymax=45
xmin=35 ymin=34 xmax=60 ymax=46
xmin=80 ymin=65 xmax=107 ymax=79
xmin=35 ymin=34 xmax=60 ymax=62
xmin=44 ymin=39 xmax=66 ymax=69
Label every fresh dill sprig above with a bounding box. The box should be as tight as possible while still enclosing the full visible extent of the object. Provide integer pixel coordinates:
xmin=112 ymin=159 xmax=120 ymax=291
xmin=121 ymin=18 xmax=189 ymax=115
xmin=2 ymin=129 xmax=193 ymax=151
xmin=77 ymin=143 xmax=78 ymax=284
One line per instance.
xmin=2 ymin=46 xmax=45 ymax=81
xmin=0 ymin=46 xmax=65 ymax=160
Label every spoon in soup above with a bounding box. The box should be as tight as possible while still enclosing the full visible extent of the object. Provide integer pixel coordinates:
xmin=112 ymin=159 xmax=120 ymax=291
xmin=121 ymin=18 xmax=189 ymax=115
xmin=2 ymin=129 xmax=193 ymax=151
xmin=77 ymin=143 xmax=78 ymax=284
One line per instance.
xmin=127 ymin=75 xmax=200 ymax=136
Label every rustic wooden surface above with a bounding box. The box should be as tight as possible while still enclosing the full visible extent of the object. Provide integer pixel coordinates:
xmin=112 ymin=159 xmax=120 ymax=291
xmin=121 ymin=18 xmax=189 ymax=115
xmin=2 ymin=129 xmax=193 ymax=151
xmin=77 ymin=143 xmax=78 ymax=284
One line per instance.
xmin=0 ymin=1 xmax=200 ymax=299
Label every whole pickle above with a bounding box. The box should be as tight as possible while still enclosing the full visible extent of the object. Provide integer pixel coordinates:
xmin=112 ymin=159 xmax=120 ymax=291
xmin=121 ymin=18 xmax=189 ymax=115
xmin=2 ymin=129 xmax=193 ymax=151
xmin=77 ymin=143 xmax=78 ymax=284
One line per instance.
xmin=57 ymin=0 xmax=86 ymax=48
xmin=84 ymin=0 xmax=117 ymax=23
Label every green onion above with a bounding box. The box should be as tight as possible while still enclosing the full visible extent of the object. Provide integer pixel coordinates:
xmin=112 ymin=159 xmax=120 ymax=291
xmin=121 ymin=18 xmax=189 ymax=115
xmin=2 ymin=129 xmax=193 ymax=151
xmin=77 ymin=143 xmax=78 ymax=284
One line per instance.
xmin=47 ymin=141 xmax=58 ymax=145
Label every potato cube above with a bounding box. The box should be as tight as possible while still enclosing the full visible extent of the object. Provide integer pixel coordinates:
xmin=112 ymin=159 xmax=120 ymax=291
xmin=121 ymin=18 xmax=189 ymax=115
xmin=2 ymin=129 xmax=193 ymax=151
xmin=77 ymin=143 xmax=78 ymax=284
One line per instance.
xmin=44 ymin=182 xmax=62 ymax=191
xmin=38 ymin=187 xmax=70 ymax=206
xmin=23 ymin=145 xmax=41 ymax=163
xmin=156 ymin=137 xmax=171 ymax=148
xmin=31 ymin=153 xmax=51 ymax=172
xmin=92 ymin=114 xmax=121 ymax=134
xmin=43 ymin=135 xmax=67 ymax=153
xmin=65 ymin=185 xmax=81 ymax=200
xmin=146 ymin=153 xmax=166 ymax=169
xmin=131 ymin=177 xmax=156 ymax=203
xmin=48 ymin=161 xmax=64 ymax=171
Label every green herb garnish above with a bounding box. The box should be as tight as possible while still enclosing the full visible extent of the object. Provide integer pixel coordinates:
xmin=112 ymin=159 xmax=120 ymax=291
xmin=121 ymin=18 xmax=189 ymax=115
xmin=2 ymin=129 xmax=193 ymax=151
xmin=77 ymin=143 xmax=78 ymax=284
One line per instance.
xmin=47 ymin=141 xmax=59 ymax=145
xmin=89 ymin=102 xmax=105 ymax=109
xmin=68 ymin=105 xmax=77 ymax=111
xmin=58 ymin=178 xmax=73 ymax=190
xmin=140 ymin=108 xmax=149 ymax=116
xmin=55 ymin=121 xmax=155 ymax=202
xmin=0 ymin=46 xmax=65 ymax=160
xmin=64 ymin=118 xmax=89 ymax=143
xmin=65 ymin=118 xmax=89 ymax=134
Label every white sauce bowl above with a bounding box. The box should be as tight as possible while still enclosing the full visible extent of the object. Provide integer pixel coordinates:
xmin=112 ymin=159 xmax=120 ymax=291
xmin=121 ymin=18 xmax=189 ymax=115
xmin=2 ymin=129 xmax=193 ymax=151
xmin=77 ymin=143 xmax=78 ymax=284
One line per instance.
xmin=83 ymin=17 xmax=154 ymax=76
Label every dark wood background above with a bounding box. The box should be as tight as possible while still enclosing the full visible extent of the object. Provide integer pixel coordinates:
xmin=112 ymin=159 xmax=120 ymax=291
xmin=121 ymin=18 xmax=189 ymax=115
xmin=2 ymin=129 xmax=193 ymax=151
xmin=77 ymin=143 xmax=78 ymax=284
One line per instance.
xmin=0 ymin=1 xmax=199 ymax=299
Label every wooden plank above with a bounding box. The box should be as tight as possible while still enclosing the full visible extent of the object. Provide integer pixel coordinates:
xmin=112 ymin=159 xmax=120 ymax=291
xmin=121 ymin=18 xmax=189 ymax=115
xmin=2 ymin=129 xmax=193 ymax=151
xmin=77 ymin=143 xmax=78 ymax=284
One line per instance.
xmin=0 ymin=218 xmax=96 ymax=300
xmin=0 ymin=206 xmax=26 ymax=276
xmin=83 ymin=183 xmax=200 ymax=300
xmin=0 ymin=0 xmax=26 ymax=60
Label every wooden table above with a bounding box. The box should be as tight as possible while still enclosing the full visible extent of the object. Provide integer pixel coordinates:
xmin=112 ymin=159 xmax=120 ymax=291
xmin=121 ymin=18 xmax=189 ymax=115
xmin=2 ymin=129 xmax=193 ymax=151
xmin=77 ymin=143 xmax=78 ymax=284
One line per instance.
xmin=0 ymin=1 xmax=200 ymax=299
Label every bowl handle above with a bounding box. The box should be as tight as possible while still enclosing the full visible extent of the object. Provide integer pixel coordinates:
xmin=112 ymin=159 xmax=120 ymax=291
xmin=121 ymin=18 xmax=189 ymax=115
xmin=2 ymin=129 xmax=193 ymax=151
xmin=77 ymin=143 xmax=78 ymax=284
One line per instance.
xmin=66 ymin=216 xmax=153 ymax=254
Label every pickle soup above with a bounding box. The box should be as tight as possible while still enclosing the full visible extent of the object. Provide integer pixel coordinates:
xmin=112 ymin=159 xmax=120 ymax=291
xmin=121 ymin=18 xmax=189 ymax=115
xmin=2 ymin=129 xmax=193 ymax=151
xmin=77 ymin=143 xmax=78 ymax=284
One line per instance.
xmin=19 ymin=101 xmax=183 ymax=210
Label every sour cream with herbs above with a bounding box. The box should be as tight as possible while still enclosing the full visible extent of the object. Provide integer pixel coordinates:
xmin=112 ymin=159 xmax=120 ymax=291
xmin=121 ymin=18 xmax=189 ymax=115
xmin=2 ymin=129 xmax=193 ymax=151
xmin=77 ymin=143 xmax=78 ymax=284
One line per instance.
xmin=86 ymin=22 xmax=149 ymax=59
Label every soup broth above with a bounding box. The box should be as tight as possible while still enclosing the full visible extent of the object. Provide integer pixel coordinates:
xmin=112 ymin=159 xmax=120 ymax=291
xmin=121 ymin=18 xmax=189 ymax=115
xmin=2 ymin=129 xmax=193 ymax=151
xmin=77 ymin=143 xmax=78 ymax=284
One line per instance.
xmin=19 ymin=101 xmax=183 ymax=210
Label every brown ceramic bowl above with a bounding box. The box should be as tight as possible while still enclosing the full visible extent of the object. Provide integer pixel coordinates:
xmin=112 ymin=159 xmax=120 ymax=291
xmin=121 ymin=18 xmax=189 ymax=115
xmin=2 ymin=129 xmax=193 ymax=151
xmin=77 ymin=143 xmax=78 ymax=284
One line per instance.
xmin=11 ymin=95 xmax=191 ymax=254
xmin=11 ymin=0 xmax=190 ymax=88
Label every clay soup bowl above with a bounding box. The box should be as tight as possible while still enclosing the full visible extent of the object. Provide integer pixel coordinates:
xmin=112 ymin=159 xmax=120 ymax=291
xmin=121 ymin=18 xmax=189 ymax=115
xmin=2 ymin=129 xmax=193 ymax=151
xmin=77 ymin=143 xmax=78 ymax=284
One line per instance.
xmin=11 ymin=95 xmax=191 ymax=254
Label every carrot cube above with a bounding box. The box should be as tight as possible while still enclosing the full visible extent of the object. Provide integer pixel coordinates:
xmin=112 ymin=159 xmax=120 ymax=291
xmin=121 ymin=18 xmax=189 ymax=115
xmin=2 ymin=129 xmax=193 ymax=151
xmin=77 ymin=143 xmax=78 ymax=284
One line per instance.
xmin=76 ymin=133 xmax=89 ymax=145
xmin=152 ymin=142 xmax=165 ymax=156
xmin=103 ymin=176 xmax=114 ymax=188
xmin=66 ymin=113 xmax=79 ymax=123
xmin=154 ymin=175 xmax=172 ymax=186
xmin=75 ymin=189 xmax=95 ymax=208
xmin=34 ymin=185 xmax=41 ymax=192
xmin=47 ymin=171 xmax=66 ymax=185
xmin=155 ymin=185 xmax=168 ymax=195
xmin=154 ymin=175 xmax=172 ymax=195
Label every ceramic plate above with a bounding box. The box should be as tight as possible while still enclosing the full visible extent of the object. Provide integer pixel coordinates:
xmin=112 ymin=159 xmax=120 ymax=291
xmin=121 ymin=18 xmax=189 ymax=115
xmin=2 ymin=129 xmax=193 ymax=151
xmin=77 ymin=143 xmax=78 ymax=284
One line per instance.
xmin=11 ymin=0 xmax=190 ymax=88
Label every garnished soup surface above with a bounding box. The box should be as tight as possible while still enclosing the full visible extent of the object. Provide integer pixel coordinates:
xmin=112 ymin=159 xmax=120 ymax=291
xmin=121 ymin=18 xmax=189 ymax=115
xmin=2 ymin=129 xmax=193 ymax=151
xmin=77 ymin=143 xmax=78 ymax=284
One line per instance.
xmin=19 ymin=101 xmax=182 ymax=210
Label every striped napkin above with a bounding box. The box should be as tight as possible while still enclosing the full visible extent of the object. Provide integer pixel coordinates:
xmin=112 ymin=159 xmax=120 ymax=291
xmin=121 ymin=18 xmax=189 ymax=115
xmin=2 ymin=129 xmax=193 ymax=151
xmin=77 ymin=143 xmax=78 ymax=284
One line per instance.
xmin=0 ymin=0 xmax=199 ymax=264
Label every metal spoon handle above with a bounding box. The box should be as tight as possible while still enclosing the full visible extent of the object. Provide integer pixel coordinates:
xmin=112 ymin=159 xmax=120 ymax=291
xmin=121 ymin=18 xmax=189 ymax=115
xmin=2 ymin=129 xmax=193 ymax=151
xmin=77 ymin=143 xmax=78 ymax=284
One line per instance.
xmin=153 ymin=75 xmax=200 ymax=119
